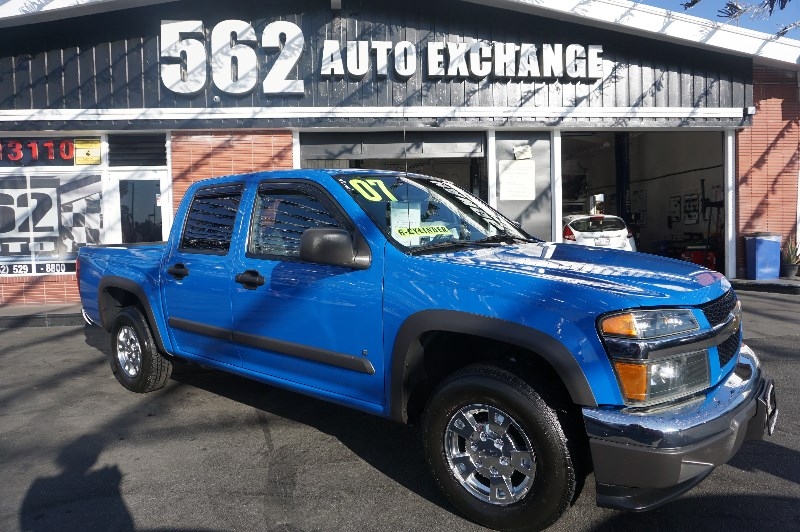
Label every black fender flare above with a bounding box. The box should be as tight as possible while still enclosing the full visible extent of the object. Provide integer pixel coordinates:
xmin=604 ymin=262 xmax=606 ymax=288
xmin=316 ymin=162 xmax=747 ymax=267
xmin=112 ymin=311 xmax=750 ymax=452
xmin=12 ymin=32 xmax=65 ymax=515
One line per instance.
xmin=97 ymin=276 xmax=170 ymax=355
xmin=389 ymin=310 xmax=598 ymax=423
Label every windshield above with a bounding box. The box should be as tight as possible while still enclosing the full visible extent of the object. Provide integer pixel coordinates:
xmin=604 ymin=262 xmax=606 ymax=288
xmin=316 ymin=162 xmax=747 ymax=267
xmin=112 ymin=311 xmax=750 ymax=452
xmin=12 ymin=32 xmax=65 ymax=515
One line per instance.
xmin=335 ymin=172 xmax=534 ymax=253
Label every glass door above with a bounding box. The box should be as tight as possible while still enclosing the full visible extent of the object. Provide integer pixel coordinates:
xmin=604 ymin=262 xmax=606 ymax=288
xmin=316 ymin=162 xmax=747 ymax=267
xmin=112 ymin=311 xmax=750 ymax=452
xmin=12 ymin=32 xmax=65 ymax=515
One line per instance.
xmin=120 ymin=179 xmax=162 ymax=243
xmin=104 ymin=169 xmax=171 ymax=244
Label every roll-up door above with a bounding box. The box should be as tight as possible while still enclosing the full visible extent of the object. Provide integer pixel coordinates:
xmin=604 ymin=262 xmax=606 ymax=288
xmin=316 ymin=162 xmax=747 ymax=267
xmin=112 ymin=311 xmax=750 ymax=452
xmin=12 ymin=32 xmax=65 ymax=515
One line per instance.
xmin=301 ymin=132 xmax=484 ymax=160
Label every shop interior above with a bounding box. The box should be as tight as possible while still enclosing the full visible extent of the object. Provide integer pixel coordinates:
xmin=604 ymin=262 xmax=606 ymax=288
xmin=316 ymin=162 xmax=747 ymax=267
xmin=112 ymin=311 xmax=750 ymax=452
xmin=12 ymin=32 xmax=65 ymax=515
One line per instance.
xmin=561 ymin=131 xmax=725 ymax=271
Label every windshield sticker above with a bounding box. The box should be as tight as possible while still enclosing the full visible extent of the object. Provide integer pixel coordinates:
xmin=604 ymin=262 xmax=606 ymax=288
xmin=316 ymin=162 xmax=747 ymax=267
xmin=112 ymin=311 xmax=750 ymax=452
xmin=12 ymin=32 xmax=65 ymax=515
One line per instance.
xmin=397 ymin=226 xmax=450 ymax=237
xmin=349 ymin=178 xmax=398 ymax=202
xmin=390 ymin=202 xmax=421 ymax=246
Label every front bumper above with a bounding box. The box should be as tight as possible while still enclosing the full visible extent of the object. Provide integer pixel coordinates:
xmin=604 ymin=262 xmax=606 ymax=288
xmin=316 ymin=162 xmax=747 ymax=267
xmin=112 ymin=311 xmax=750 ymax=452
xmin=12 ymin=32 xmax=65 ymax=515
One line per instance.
xmin=582 ymin=344 xmax=778 ymax=511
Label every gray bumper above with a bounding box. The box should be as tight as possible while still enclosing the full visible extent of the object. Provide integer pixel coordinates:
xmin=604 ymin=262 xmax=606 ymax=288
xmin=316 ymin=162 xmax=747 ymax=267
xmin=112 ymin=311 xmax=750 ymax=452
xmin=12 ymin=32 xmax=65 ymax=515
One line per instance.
xmin=582 ymin=344 xmax=778 ymax=511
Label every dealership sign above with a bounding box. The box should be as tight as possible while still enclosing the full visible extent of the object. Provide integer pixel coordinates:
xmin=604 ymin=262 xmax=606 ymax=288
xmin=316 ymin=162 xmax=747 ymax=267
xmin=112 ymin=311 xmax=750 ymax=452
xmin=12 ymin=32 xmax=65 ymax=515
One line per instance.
xmin=0 ymin=171 xmax=102 ymax=276
xmin=160 ymin=20 xmax=605 ymax=96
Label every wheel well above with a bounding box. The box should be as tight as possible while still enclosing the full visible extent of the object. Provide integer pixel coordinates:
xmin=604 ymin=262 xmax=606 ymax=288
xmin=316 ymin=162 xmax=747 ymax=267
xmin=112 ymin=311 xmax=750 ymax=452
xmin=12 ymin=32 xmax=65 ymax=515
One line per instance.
xmin=102 ymin=286 xmax=146 ymax=330
xmin=404 ymin=330 xmax=576 ymax=425
xmin=101 ymin=285 xmax=175 ymax=359
xmin=405 ymin=330 xmax=594 ymax=494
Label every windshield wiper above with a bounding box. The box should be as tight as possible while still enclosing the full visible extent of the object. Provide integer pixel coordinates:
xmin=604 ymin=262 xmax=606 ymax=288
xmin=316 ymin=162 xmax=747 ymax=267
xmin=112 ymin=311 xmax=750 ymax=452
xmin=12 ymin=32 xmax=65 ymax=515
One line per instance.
xmin=409 ymin=240 xmax=476 ymax=255
xmin=473 ymin=233 xmax=535 ymax=246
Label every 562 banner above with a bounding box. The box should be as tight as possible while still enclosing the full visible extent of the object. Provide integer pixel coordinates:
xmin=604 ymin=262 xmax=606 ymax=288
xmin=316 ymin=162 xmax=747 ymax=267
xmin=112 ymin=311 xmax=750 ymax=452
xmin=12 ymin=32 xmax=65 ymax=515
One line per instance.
xmin=0 ymin=174 xmax=102 ymax=275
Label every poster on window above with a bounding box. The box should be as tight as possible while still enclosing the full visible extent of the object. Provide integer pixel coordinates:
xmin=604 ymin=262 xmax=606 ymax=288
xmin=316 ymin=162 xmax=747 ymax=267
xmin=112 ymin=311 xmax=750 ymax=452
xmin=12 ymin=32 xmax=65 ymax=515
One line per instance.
xmin=0 ymin=174 xmax=102 ymax=275
xmin=683 ymin=193 xmax=699 ymax=225
xmin=499 ymin=160 xmax=536 ymax=201
xmin=669 ymin=196 xmax=682 ymax=223
xmin=631 ymin=190 xmax=647 ymax=227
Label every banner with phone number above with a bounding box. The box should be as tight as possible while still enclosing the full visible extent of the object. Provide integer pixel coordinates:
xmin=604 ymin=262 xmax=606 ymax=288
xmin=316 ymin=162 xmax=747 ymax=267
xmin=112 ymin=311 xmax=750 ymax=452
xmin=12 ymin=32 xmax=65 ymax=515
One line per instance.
xmin=0 ymin=174 xmax=102 ymax=275
xmin=0 ymin=138 xmax=102 ymax=167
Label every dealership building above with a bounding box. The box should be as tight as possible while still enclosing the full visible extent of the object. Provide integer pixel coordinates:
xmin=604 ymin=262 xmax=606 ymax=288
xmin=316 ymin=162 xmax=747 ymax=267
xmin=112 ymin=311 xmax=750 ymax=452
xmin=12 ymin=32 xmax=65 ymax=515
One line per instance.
xmin=0 ymin=0 xmax=798 ymax=305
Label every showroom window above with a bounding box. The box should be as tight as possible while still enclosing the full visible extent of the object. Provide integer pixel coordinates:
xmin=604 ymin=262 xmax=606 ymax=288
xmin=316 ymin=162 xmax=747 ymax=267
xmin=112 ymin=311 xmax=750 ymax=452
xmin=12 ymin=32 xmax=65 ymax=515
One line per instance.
xmin=0 ymin=134 xmax=170 ymax=276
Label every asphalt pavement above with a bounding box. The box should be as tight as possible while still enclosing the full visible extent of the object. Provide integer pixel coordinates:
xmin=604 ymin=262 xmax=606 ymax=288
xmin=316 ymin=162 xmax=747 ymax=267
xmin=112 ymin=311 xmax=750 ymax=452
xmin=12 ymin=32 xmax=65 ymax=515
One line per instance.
xmin=0 ymin=291 xmax=798 ymax=531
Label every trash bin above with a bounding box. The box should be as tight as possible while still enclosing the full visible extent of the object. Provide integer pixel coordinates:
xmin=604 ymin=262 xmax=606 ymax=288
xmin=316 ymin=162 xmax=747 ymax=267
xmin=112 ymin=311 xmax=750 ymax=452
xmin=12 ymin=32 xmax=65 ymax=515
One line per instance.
xmin=744 ymin=232 xmax=781 ymax=280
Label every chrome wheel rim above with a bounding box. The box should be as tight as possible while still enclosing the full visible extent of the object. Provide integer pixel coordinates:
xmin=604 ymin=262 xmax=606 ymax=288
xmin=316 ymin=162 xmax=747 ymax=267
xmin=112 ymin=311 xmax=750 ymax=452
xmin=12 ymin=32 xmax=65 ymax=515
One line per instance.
xmin=444 ymin=404 xmax=536 ymax=505
xmin=116 ymin=325 xmax=142 ymax=378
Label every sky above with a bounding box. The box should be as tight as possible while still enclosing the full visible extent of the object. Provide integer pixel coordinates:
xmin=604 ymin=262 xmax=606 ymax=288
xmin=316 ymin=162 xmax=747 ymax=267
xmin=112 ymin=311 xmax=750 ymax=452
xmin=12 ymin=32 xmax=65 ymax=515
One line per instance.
xmin=638 ymin=0 xmax=799 ymax=37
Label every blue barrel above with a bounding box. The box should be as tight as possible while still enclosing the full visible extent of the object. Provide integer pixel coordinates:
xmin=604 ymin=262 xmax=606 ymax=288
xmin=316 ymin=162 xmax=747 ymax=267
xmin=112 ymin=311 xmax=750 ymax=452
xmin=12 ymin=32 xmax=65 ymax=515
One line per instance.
xmin=744 ymin=233 xmax=781 ymax=280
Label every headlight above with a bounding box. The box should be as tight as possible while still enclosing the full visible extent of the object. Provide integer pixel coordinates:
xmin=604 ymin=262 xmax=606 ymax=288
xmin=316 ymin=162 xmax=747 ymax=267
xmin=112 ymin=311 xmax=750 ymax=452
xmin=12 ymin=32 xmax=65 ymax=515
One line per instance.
xmin=600 ymin=309 xmax=699 ymax=339
xmin=612 ymin=351 xmax=710 ymax=404
xmin=599 ymin=308 xmax=708 ymax=405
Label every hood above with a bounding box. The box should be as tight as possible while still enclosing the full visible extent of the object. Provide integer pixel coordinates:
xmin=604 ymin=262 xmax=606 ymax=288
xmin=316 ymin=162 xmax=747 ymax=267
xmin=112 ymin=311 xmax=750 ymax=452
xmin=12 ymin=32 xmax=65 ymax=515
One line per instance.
xmin=425 ymin=242 xmax=730 ymax=307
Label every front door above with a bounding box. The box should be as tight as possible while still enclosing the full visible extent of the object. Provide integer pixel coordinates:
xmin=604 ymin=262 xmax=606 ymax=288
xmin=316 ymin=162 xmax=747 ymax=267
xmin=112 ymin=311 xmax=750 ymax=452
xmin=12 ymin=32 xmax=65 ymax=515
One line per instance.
xmin=231 ymin=181 xmax=384 ymax=405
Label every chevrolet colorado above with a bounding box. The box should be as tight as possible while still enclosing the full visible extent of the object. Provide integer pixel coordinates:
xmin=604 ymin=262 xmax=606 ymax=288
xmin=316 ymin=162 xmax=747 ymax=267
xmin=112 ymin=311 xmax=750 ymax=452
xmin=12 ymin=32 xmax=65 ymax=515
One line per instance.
xmin=78 ymin=169 xmax=778 ymax=530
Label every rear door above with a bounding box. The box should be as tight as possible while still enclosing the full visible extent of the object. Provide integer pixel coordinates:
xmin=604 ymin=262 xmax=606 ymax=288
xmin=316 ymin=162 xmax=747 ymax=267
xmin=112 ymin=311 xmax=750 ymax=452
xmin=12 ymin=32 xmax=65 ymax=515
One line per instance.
xmin=162 ymin=183 xmax=243 ymax=365
xmin=230 ymin=181 xmax=385 ymax=405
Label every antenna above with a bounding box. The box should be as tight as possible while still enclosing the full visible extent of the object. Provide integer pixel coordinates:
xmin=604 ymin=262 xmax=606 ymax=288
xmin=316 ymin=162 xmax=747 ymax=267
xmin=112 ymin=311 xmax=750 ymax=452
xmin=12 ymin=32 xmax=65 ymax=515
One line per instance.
xmin=402 ymin=101 xmax=408 ymax=175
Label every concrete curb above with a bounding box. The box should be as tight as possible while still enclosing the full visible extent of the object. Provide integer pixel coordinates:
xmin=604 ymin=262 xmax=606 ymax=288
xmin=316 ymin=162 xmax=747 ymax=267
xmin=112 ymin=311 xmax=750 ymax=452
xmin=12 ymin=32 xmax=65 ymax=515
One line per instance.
xmin=0 ymin=312 xmax=86 ymax=328
xmin=731 ymin=279 xmax=800 ymax=295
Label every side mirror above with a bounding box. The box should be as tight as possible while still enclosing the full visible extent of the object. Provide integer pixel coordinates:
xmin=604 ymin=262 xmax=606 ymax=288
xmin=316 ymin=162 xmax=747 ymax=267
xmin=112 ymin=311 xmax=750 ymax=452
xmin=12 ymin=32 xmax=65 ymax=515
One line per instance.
xmin=299 ymin=228 xmax=371 ymax=270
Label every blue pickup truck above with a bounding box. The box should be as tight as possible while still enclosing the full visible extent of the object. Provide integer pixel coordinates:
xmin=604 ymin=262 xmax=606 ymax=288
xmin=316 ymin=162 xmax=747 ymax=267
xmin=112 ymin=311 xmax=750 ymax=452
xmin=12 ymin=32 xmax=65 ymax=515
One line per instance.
xmin=78 ymin=169 xmax=778 ymax=530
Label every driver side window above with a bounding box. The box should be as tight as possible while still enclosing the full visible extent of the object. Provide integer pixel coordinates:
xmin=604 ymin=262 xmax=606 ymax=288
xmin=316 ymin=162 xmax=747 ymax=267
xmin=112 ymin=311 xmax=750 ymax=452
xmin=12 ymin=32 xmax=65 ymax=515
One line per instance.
xmin=248 ymin=186 xmax=342 ymax=259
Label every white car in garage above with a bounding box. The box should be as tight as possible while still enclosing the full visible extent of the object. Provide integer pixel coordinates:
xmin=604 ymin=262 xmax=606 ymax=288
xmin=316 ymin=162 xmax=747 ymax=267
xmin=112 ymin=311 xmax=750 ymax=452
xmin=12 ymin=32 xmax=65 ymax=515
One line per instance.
xmin=562 ymin=214 xmax=637 ymax=251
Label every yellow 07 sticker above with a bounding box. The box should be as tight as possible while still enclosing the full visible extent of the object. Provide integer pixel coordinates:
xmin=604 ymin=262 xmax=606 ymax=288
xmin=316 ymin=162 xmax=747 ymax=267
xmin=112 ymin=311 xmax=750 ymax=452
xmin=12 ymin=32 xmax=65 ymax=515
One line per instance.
xmin=349 ymin=178 xmax=398 ymax=202
xmin=397 ymin=226 xmax=450 ymax=237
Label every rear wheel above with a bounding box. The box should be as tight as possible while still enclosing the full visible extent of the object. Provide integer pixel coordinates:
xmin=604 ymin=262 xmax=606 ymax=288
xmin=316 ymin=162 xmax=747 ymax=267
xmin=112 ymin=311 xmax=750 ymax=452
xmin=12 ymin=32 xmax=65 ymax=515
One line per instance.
xmin=110 ymin=307 xmax=172 ymax=393
xmin=422 ymin=365 xmax=575 ymax=531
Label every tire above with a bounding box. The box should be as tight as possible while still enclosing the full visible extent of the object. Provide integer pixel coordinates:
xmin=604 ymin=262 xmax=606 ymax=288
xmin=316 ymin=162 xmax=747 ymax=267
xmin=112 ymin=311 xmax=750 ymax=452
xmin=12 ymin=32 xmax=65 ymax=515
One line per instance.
xmin=422 ymin=365 xmax=576 ymax=531
xmin=110 ymin=307 xmax=172 ymax=393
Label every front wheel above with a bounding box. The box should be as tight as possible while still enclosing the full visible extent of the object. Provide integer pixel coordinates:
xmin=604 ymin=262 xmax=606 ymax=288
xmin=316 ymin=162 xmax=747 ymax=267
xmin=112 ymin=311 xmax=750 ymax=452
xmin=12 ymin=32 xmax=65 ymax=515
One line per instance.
xmin=422 ymin=365 xmax=575 ymax=531
xmin=110 ymin=307 xmax=172 ymax=393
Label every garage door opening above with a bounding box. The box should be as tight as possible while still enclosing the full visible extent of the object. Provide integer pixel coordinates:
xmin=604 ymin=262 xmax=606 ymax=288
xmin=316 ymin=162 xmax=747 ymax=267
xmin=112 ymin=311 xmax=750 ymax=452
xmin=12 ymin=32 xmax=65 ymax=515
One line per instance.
xmin=561 ymin=131 xmax=725 ymax=271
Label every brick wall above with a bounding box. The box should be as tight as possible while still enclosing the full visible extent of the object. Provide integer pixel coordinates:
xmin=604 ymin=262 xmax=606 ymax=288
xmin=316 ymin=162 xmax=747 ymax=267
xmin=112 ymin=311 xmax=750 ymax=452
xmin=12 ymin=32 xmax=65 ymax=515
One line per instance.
xmin=1 ymin=130 xmax=294 ymax=306
xmin=736 ymin=67 xmax=800 ymax=276
xmin=171 ymin=130 xmax=294 ymax=211
xmin=0 ymin=275 xmax=80 ymax=306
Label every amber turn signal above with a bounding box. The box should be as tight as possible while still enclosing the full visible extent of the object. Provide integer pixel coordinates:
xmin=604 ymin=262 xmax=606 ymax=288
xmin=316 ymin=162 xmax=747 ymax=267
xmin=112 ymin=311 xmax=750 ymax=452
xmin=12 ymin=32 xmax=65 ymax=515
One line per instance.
xmin=601 ymin=313 xmax=637 ymax=337
xmin=613 ymin=360 xmax=647 ymax=402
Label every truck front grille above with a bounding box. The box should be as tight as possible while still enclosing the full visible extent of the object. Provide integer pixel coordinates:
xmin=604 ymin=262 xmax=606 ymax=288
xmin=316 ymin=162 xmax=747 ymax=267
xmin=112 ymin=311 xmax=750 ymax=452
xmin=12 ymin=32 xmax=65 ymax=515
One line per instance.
xmin=717 ymin=328 xmax=741 ymax=367
xmin=700 ymin=289 xmax=737 ymax=328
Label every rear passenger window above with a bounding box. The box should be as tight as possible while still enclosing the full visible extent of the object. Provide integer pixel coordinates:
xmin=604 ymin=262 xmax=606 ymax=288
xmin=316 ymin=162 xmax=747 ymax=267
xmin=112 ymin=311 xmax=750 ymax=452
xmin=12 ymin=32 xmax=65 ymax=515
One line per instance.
xmin=180 ymin=184 xmax=243 ymax=253
xmin=571 ymin=217 xmax=626 ymax=232
xmin=248 ymin=185 xmax=342 ymax=259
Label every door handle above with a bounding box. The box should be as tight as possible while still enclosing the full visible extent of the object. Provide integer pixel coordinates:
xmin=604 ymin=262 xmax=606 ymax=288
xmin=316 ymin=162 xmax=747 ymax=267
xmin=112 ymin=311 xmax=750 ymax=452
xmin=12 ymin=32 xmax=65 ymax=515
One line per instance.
xmin=235 ymin=269 xmax=265 ymax=290
xmin=167 ymin=263 xmax=189 ymax=279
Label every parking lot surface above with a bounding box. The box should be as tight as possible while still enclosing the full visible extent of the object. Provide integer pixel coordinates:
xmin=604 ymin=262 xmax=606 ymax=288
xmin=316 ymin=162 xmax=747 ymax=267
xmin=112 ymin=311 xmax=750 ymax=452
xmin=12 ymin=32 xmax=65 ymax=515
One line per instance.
xmin=1 ymin=292 xmax=798 ymax=531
